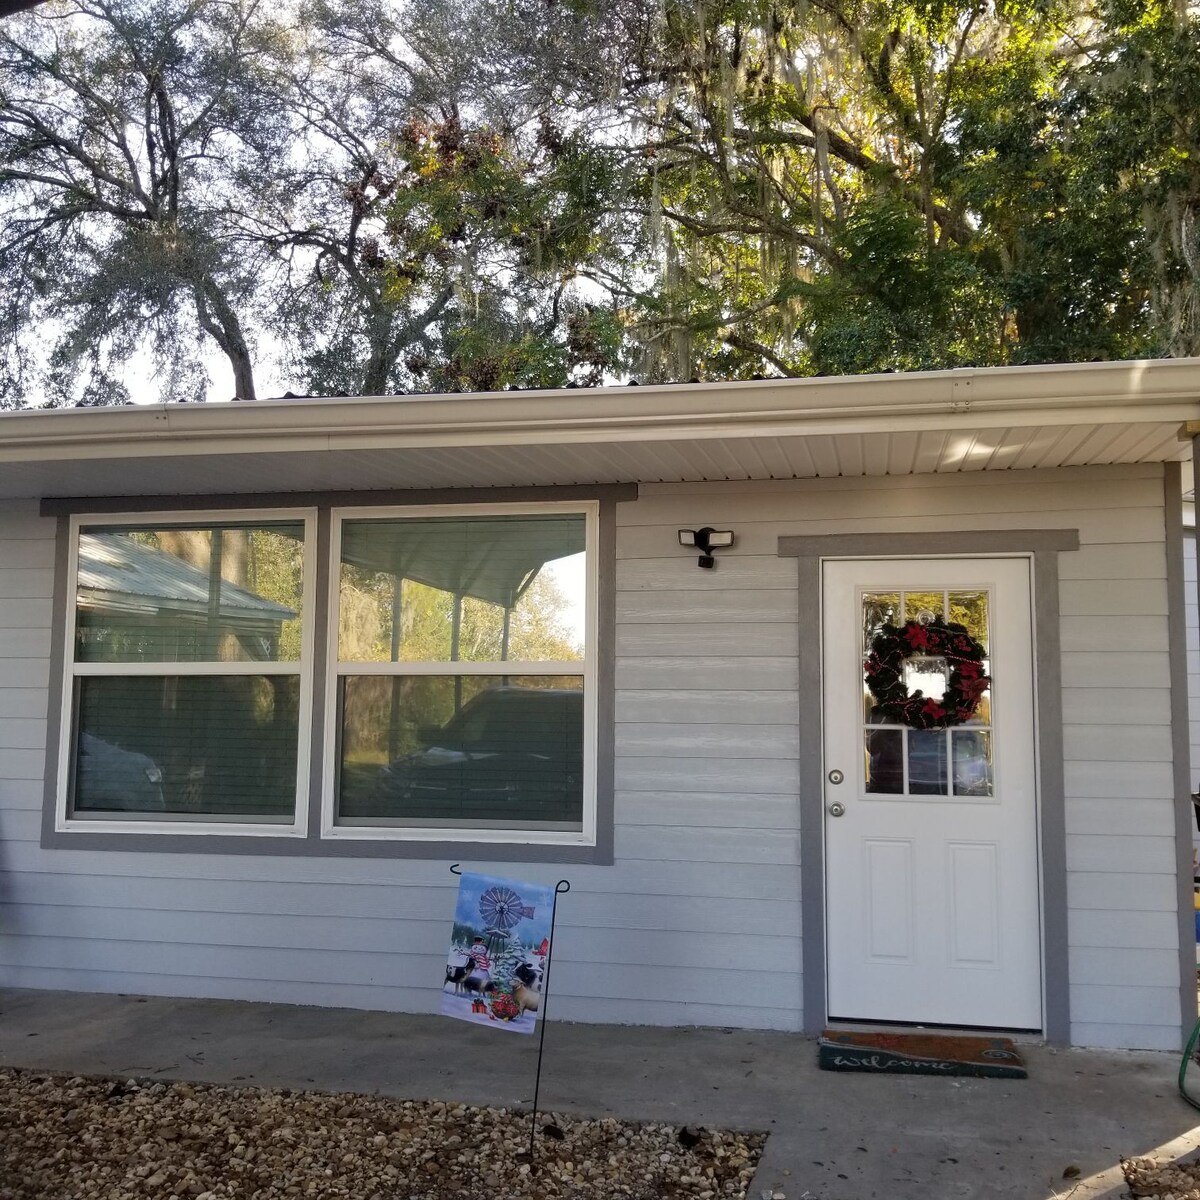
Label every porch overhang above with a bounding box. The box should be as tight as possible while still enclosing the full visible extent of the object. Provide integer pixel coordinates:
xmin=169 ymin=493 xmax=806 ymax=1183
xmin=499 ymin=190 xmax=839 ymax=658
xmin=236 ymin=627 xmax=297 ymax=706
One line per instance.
xmin=2 ymin=358 xmax=1198 ymax=500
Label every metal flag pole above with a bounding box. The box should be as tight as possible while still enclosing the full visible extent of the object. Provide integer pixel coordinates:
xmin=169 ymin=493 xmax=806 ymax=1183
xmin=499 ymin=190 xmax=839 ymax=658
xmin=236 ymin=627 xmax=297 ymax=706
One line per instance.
xmin=447 ymin=865 xmax=571 ymax=1171
xmin=528 ymin=877 xmax=570 ymax=1168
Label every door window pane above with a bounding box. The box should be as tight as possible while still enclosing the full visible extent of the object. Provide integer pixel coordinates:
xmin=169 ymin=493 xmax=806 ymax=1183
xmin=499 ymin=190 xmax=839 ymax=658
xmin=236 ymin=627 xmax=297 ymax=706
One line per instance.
xmin=862 ymin=592 xmax=900 ymax=720
xmin=76 ymin=524 xmax=305 ymax=663
xmin=903 ymin=655 xmax=950 ymax=703
xmin=903 ymin=591 xmax=944 ymax=625
xmin=908 ymin=729 xmax=948 ymax=795
xmin=949 ymin=591 xmax=989 ymax=652
xmin=953 ymin=730 xmax=993 ymax=796
xmin=337 ymin=676 xmax=584 ymax=829
xmin=71 ymin=675 xmax=299 ymax=819
xmin=861 ymin=587 xmax=992 ymax=799
xmin=864 ymin=728 xmax=903 ymax=794
xmin=338 ymin=515 xmax=585 ymax=663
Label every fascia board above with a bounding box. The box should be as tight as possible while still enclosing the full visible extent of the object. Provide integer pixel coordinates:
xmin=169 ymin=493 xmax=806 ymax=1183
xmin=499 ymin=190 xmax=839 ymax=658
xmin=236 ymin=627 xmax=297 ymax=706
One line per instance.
xmin=1 ymin=358 xmax=1199 ymax=464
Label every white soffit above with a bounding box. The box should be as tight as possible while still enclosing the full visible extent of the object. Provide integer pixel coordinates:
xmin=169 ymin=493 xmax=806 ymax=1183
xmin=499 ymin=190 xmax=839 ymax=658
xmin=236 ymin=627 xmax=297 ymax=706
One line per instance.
xmin=0 ymin=359 xmax=1197 ymax=499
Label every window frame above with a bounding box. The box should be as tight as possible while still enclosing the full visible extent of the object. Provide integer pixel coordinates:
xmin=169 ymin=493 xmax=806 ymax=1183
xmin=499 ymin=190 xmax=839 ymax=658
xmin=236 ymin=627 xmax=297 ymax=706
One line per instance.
xmin=54 ymin=508 xmax=319 ymax=838
xmin=44 ymin=488 xmax=620 ymax=861
xmin=321 ymin=500 xmax=600 ymax=846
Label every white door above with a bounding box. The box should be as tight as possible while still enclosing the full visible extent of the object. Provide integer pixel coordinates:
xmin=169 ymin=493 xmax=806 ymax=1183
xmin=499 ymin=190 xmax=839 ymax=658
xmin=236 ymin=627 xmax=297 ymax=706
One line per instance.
xmin=823 ymin=558 xmax=1042 ymax=1030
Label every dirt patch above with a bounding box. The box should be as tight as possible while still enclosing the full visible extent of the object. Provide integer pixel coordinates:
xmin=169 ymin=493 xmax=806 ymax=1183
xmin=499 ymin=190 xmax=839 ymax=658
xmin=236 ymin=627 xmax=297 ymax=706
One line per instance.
xmin=0 ymin=1069 xmax=765 ymax=1199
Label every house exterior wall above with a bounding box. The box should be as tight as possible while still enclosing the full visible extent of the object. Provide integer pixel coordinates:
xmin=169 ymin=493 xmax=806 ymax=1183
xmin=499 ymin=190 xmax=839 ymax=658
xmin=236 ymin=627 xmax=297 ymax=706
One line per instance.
xmin=0 ymin=462 xmax=1185 ymax=1049
xmin=1185 ymin=529 xmax=1199 ymax=795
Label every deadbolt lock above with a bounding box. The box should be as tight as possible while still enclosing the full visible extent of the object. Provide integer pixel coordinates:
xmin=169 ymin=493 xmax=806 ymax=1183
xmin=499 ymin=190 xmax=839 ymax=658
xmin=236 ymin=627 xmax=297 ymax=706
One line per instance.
xmin=827 ymin=768 xmax=844 ymax=785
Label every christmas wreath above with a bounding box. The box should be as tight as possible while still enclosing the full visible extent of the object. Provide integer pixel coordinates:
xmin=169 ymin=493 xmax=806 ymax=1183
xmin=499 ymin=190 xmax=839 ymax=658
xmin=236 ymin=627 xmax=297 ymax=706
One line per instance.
xmin=864 ymin=617 xmax=990 ymax=730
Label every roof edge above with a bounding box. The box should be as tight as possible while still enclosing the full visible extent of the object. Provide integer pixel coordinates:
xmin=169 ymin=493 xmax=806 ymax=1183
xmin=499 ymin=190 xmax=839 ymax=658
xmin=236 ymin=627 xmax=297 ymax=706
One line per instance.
xmin=2 ymin=359 xmax=1199 ymax=463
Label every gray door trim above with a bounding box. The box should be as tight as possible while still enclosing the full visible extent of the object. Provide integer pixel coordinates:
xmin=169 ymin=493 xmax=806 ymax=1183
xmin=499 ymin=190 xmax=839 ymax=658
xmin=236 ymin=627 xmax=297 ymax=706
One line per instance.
xmin=779 ymin=528 xmax=1080 ymax=1043
xmin=1166 ymin=458 xmax=1197 ymax=1049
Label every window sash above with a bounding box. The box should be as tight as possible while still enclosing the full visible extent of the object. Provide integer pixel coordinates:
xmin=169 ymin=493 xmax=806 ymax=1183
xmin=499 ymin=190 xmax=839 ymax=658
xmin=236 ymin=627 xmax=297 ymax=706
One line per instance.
xmin=56 ymin=509 xmax=317 ymax=837
xmin=323 ymin=502 xmax=599 ymax=845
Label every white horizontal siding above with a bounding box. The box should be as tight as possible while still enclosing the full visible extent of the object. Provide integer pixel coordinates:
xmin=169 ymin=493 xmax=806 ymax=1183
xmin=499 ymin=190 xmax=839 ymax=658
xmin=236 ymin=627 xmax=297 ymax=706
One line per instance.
xmin=1185 ymin=533 xmax=1200 ymax=793
xmin=0 ymin=629 xmax=52 ymax=659
xmin=0 ymin=690 xmax=48 ymax=720
xmin=1061 ymin=616 xmax=1168 ymax=653
xmin=0 ymin=465 xmax=1184 ymax=1048
xmin=0 ymin=568 xmax=54 ymax=599
xmin=616 ymin=691 xmax=799 ymax=726
xmin=1068 ymin=1023 xmax=1181 ymax=1051
xmin=1065 ymin=835 xmax=1177 ymax=874
xmin=614 ymin=791 xmax=798 ymax=829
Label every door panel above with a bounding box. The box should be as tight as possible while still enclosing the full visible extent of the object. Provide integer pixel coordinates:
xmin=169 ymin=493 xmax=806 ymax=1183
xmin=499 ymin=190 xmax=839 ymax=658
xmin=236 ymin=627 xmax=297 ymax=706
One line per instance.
xmin=823 ymin=558 xmax=1043 ymax=1029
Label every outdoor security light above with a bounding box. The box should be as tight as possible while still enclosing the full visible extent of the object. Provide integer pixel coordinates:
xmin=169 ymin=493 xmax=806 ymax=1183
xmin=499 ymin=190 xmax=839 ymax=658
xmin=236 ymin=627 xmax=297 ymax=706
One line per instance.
xmin=678 ymin=527 xmax=735 ymax=569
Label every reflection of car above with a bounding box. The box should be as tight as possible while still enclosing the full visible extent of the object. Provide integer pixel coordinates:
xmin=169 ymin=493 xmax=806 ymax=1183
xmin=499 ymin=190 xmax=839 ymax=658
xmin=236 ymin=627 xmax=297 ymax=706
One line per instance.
xmin=364 ymin=688 xmax=583 ymax=822
xmin=75 ymin=733 xmax=165 ymax=811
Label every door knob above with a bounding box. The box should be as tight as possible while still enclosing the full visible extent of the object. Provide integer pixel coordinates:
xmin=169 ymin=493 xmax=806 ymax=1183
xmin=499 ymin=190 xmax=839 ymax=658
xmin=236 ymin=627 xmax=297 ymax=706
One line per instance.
xmin=827 ymin=801 xmax=846 ymax=817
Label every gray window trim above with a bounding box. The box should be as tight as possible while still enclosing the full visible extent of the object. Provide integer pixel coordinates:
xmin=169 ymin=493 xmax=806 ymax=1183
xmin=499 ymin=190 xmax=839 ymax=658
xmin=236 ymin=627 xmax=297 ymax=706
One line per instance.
xmin=41 ymin=489 xmax=623 ymax=864
xmin=778 ymin=527 xmax=1080 ymax=1044
xmin=41 ymin=484 xmax=637 ymax=518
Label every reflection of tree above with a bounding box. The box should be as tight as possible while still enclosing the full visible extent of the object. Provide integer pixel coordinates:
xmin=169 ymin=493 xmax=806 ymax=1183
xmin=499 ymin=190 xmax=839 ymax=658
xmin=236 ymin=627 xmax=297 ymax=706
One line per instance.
xmin=947 ymin=592 xmax=988 ymax=650
xmin=136 ymin=527 xmax=305 ymax=660
xmin=339 ymin=566 xmax=581 ymax=663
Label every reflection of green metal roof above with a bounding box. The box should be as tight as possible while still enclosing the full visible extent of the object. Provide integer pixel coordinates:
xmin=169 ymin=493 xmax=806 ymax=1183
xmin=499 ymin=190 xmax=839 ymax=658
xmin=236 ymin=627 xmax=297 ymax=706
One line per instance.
xmin=77 ymin=532 xmax=297 ymax=623
xmin=339 ymin=515 xmax=584 ymax=608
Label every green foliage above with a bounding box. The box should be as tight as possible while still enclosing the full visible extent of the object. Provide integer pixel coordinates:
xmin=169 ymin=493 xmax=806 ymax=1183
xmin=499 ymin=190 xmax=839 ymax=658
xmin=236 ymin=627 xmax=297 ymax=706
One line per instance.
xmin=374 ymin=116 xmax=633 ymax=391
xmin=611 ymin=0 xmax=1196 ymax=374
xmin=2 ymin=0 xmax=1197 ymax=406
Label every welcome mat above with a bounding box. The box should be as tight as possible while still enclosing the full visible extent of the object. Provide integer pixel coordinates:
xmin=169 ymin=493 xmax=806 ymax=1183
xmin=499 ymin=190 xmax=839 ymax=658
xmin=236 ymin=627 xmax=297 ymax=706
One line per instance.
xmin=818 ymin=1030 xmax=1027 ymax=1079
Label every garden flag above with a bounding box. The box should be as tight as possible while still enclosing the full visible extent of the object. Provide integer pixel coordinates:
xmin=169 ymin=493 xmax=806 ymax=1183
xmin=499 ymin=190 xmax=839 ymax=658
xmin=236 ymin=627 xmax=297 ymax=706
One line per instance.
xmin=440 ymin=872 xmax=554 ymax=1034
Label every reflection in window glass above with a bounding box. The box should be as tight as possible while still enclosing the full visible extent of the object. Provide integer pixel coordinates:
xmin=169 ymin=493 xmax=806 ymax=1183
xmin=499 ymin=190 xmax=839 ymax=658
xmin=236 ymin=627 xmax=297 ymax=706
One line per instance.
xmin=862 ymin=592 xmax=900 ymax=721
xmin=337 ymin=676 xmax=584 ymax=828
xmin=908 ymin=729 xmax=947 ymax=795
xmin=903 ymin=655 xmax=950 ymax=702
xmin=949 ymin=591 xmax=989 ymax=652
xmin=338 ymin=515 xmax=586 ymax=663
xmin=71 ymin=675 xmax=299 ymax=819
xmin=864 ymin=728 xmax=903 ymax=793
xmin=953 ymin=730 xmax=993 ymax=796
xmin=76 ymin=524 xmax=305 ymax=663
xmin=903 ymin=591 xmax=944 ymax=625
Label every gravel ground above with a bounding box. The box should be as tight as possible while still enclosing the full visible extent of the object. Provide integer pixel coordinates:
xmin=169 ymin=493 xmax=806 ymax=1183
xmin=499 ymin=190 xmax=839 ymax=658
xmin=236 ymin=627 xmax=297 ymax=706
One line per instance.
xmin=1124 ymin=1156 xmax=1200 ymax=1199
xmin=0 ymin=1069 xmax=765 ymax=1200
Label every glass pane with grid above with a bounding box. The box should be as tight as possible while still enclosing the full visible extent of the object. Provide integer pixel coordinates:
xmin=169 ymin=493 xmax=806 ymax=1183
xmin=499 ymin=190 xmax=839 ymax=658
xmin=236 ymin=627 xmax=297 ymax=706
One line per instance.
xmin=862 ymin=588 xmax=993 ymax=798
xmin=76 ymin=523 xmax=305 ymax=664
xmin=68 ymin=519 xmax=308 ymax=821
xmin=333 ymin=512 xmax=589 ymax=833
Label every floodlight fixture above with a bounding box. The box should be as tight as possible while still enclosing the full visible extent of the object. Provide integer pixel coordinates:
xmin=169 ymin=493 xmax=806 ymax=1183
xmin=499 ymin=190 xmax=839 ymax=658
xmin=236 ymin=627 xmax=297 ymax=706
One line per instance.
xmin=677 ymin=526 xmax=735 ymax=569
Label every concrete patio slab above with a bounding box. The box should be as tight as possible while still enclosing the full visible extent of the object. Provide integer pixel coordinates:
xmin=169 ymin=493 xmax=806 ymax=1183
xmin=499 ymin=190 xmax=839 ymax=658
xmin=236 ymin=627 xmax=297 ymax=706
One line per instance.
xmin=0 ymin=987 xmax=1196 ymax=1200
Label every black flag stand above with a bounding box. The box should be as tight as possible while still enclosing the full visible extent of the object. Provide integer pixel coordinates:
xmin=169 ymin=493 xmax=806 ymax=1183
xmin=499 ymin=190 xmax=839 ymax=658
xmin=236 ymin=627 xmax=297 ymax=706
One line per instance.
xmin=449 ymin=865 xmax=571 ymax=1172
xmin=527 ymin=876 xmax=571 ymax=1166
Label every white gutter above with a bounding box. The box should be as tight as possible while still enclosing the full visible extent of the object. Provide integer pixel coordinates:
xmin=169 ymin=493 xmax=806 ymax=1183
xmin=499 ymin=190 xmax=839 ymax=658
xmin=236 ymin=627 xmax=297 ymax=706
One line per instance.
xmin=1 ymin=359 xmax=1199 ymax=463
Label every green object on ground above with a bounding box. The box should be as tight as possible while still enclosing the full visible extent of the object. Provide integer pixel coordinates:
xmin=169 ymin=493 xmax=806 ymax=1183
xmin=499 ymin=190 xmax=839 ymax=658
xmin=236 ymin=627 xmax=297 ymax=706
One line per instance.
xmin=1178 ymin=1017 xmax=1200 ymax=1111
